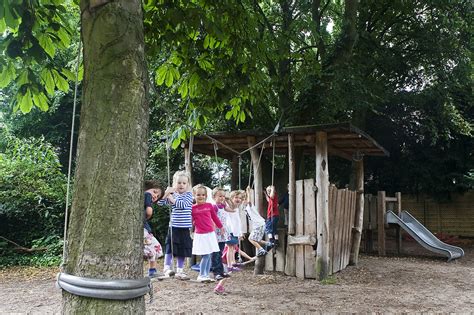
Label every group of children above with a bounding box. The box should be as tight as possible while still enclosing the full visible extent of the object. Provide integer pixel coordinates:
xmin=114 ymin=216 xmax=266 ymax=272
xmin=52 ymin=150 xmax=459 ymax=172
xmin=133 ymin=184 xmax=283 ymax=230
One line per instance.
xmin=143 ymin=171 xmax=280 ymax=293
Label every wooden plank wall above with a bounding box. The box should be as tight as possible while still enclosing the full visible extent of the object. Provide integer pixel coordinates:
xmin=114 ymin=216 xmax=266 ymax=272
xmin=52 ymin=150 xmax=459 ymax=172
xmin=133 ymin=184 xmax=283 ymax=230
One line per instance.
xmin=329 ymin=187 xmax=357 ymax=274
xmin=303 ymin=179 xmax=316 ymax=279
xmin=295 ymin=180 xmax=305 ymax=279
xmin=284 ymin=180 xmax=358 ymax=278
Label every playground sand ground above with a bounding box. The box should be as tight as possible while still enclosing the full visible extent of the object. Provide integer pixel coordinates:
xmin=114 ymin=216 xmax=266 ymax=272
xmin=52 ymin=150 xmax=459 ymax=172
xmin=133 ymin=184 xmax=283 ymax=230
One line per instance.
xmin=1 ymin=240 xmax=473 ymax=313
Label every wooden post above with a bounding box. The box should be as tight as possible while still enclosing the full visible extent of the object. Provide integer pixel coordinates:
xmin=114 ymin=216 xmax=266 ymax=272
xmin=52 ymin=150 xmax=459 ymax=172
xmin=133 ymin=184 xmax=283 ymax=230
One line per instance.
xmin=350 ymin=159 xmax=364 ymax=265
xmin=395 ymin=192 xmax=402 ymax=255
xmin=315 ymin=132 xmax=330 ymax=280
xmin=288 ymin=133 xmax=296 ymax=235
xmin=231 ymin=156 xmax=239 ymax=190
xmin=377 ymin=191 xmax=386 ymax=256
xmin=248 ymin=137 xmax=264 ymax=275
xmin=184 ymin=146 xmax=193 ymax=186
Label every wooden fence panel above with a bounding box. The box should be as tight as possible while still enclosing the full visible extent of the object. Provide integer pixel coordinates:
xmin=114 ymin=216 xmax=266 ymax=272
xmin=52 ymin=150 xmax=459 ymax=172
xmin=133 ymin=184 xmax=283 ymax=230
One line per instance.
xmin=328 ymin=185 xmax=337 ymax=274
xmin=341 ymin=189 xmax=351 ymax=270
xmin=304 ymin=179 xmax=317 ymax=279
xmin=333 ymin=189 xmax=344 ymax=273
xmin=295 ymin=180 xmax=305 ymax=279
xmin=346 ymin=191 xmax=356 ymax=266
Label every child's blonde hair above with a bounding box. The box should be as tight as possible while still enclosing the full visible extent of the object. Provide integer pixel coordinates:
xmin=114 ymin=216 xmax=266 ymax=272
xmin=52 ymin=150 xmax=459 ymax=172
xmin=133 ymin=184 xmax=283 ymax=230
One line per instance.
xmin=193 ymin=184 xmax=208 ymax=196
xmin=172 ymin=170 xmax=191 ymax=190
xmin=212 ymin=187 xmax=226 ymax=198
xmin=230 ymin=190 xmax=243 ymax=200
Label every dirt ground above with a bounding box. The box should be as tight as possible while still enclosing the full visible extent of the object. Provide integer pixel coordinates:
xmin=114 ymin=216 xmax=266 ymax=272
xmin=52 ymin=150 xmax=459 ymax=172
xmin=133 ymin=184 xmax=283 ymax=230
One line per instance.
xmin=1 ymin=240 xmax=473 ymax=314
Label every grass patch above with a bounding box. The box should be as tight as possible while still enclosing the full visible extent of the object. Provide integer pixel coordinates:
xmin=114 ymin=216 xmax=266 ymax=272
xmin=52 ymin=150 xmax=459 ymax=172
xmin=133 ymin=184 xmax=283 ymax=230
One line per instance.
xmin=320 ymin=275 xmax=337 ymax=285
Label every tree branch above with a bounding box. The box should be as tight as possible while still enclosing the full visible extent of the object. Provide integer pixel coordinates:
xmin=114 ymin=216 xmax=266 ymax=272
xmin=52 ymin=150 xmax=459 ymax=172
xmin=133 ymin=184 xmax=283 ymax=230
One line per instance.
xmin=0 ymin=236 xmax=48 ymax=253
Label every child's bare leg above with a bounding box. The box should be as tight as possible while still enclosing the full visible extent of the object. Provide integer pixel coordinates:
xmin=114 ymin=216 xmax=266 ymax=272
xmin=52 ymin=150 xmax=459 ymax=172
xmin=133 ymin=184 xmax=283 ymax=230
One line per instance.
xmin=226 ymin=245 xmax=235 ymax=267
xmin=239 ymin=249 xmax=254 ymax=260
xmin=248 ymin=239 xmax=262 ymax=250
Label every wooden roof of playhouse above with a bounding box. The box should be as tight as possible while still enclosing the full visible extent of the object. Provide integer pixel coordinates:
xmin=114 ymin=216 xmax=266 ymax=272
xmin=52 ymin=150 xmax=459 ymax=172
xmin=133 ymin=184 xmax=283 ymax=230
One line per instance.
xmin=189 ymin=122 xmax=389 ymax=161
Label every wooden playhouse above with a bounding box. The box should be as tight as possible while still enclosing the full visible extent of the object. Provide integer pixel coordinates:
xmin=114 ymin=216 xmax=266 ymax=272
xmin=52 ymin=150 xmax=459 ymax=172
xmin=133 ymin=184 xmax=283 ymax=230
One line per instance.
xmin=183 ymin=123 xmax=388 ymax=280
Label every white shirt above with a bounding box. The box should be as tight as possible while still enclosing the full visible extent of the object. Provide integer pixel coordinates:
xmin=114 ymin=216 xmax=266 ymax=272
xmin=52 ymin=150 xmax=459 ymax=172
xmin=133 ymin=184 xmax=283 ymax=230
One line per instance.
xmin=226 ymin=208 xmax=242 ymax=236
xmin=245 ymin=205 xmax=265 ymax=227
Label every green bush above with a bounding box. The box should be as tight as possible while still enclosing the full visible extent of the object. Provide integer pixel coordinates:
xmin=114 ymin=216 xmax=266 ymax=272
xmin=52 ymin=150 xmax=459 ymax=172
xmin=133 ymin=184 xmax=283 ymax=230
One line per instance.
xmin=0 ymin=133 xmax=67 ymax=263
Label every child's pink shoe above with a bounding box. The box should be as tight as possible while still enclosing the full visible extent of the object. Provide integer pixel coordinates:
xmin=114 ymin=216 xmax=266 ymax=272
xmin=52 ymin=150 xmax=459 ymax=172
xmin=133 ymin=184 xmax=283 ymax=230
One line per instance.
xmin=214 ymin=284 xmax=225 ymax=295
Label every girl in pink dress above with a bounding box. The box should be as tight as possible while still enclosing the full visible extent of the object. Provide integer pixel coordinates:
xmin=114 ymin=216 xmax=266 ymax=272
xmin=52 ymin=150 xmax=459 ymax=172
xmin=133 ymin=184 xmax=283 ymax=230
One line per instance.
xmin=192 ymin=185 xmax=224 ymax=282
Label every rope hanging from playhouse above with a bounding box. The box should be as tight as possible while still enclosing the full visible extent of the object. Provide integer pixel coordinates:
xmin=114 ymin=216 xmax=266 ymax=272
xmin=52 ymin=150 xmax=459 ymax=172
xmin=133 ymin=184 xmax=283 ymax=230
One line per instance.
xmin=57 ymin=40 xmax=152 ymax=302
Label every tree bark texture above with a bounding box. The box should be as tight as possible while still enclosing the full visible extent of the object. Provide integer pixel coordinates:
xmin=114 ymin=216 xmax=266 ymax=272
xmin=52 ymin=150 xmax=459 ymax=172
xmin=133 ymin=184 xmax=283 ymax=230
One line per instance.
xmin=62 ymin=1 xmax=148 ymax=313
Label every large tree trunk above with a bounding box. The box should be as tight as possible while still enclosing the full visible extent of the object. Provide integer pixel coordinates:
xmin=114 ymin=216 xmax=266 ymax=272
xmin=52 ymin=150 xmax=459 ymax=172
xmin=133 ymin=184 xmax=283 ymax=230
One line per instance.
xmin=62 ymin=1 xmax=148 ymax=313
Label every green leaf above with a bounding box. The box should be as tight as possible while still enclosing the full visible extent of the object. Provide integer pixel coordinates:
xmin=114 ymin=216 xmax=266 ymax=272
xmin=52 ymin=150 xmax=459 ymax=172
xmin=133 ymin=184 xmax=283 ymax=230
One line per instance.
xmin=171 ymin=137 xmax=181 ymax=149
xmin=170 ymin=67 xmax=180 ymax=80
xmin=225 ymin=111 xmax=232 ymax=120
xmin=189 ymin=30 xmax=200 ymax=40
xmin=165 ymin=70 xmax=174 ymax=87
xmin=37 ymin=34 xmax=56 ymax=58
xmin=4 ymin=1 xmax=19 ymax=29
xmin=32 ymin=91 xmax=49 ymax=111
xmin=41 ymin=69 xmax=55 ymax=96
xmin=178 ymin=81 xmax=188 ymax=98
xmin=16 ymin=70 xmax=29 ymax=86
xmin=52 ymin=69 xmax=69 ymax=92
xmin=0 ymin=63 xmax=16 ymax=88
xmin=170 ymin=53 xmax=182 ymax=66
xmin=155 ymin=65 xmax=168 ymax=86
xmin=239 ymin=110 xmax=246 ymax=122
xmin=56 ymin=27 xmax=71 ymax=48
xmin=209 ymin=36 xmax=216 ymax=49
xmin=18 ymin=90 xmax=34 ymax=114
xmin=229 ymin=97 xmax=240 ymax=106
xmin=0 ymin=19 xmax=6 ymax=33
xmin=203 ymin=34 xmax=210 ymax=49
xmin=61 ymin=68 xmax=76 ymax=81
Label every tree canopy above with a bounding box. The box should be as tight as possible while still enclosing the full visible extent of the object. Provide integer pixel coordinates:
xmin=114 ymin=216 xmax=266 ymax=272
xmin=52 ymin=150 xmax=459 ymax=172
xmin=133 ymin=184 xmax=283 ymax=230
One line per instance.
xmin=1 ymin=0 xmax=472 ymax=196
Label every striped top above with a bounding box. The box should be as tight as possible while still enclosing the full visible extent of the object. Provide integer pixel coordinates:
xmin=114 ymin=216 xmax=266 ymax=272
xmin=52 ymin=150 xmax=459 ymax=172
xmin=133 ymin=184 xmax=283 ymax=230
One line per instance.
xmin=159 ymin=191 xmax=193 ymax=228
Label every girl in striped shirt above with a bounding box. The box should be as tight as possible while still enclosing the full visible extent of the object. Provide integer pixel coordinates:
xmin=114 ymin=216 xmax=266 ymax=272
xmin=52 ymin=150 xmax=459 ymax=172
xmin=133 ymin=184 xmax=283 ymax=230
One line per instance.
xmin=159 ymin=171 xmax=194 ymax=280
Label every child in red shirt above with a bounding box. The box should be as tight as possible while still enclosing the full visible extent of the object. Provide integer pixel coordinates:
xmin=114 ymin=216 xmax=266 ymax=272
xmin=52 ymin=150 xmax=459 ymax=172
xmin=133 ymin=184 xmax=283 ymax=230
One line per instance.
xmin=192 ymin=185 xmax=224 ymax=282
xmin=265 ymin=185 xmax=280 ymax=247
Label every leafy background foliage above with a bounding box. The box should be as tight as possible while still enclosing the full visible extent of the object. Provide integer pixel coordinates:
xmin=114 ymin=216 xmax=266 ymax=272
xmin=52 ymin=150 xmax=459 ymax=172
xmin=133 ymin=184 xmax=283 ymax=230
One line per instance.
xmin=0 ymin=132 xmax=66 ymax=266
xmin=0 ymin=0 xmax=472 ymax=266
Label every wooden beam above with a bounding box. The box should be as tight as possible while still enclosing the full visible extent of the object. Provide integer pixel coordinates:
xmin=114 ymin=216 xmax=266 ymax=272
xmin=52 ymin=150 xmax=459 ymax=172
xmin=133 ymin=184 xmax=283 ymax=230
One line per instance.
xmin=315 ymin=131 xmax=330 ymax=280
xmin=350 ymin=159 xmax=364 ymax=265
xmin=288 ymin=235 xmax=317 ymax=246
xmin=377 ymin=191 xmax=386 ymax=256
xmin=395 ymin=192 xmax=402 ymax=255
